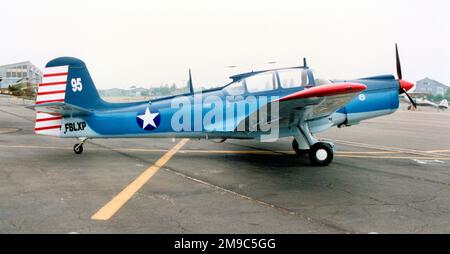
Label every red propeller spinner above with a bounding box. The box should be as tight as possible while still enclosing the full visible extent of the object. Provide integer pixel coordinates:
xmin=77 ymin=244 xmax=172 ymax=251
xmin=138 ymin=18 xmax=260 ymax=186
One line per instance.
xmin=399 ymin=79 xmax=414 ymax=92
xmin=395 ymin=44 xmax=417 ymax=108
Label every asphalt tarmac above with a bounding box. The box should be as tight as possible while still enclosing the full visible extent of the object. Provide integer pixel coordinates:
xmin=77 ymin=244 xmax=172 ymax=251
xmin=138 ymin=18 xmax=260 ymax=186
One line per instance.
xmin=1 ymin=94 xmax=450 ymax=233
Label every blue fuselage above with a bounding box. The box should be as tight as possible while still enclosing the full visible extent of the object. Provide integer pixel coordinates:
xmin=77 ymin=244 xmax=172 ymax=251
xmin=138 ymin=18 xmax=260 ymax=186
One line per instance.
xmin=60 ymin=73 xmax=400 ymax=139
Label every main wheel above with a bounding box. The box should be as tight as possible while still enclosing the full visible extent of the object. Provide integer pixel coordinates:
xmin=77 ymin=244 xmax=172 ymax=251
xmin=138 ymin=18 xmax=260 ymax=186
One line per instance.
xmin=73 ymin=144 xmax=83 ymax=154
xmin=309 ymin=142 xmax=333 ymax=166
xmin=292 ymin=139 xmax=310 ymax=156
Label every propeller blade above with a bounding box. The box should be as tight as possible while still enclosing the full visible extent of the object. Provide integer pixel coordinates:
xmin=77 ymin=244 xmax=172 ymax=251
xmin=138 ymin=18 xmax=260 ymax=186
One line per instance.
xmin=395 ymin=43 xmax=403 ymax=80
xmin=403 ymin=88 xmax=417 ymax=108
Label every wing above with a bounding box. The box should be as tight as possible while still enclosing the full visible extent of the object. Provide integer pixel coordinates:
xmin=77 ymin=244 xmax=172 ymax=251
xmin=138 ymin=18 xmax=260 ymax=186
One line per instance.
xmin=237 ymin=82 xmax=366 ymax=131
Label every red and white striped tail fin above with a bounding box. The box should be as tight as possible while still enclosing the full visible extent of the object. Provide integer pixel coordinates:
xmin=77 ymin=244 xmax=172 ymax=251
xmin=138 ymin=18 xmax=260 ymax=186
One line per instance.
xmin=36 ymin=65 xmax=69 ymax=105
xmin=34 ymin=65 xmax=68 ymax=136
xmin=35 ymin=112 xmax=63 ymax=136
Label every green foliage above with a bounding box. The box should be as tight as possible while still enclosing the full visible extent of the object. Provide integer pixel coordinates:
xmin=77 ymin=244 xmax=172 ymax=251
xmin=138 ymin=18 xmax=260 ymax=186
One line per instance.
xmin=7 ymin=83 xmax=37 ymax=99
xmin=428 ymin=88 xmax=450 ymax=102
xmin=149 ymin=83 xmax=188 ymax=98
xmin=446 ymin=88 xmax=450 ymax=99
xmin=99 ymin=83 xmax=190 ymax=99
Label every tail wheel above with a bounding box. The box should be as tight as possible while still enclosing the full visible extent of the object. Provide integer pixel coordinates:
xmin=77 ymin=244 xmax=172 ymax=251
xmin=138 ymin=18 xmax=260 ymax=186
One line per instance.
xmin=292 ymin=139 xmax=310 ymax=156
xmin=309 ymin=142 xmax=334 ymax=166
xmin=73 ymin=144 xmax=83 ymax=154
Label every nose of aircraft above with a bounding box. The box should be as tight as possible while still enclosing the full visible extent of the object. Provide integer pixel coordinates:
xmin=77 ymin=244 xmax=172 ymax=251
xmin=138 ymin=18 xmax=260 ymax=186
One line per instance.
xmin=399 ymin=80 xmax=414 ymax=92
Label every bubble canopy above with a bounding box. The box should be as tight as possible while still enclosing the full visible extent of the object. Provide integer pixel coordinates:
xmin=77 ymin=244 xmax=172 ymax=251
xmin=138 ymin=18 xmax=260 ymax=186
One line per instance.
xmin=224 ymin=68 xmax=332 ymax=94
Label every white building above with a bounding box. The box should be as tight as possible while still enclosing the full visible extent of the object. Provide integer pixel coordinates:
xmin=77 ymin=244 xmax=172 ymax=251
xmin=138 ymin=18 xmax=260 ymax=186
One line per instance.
xmin=0 ymin=61 xmax=43 ymax=89
xmin=415 ymin=78 xmax=448 ymax=96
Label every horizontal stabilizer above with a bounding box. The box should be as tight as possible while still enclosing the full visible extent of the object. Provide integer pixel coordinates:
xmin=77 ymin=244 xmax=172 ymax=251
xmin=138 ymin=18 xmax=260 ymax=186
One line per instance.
xmin=27 ymin=102 xmax=92 ymax=116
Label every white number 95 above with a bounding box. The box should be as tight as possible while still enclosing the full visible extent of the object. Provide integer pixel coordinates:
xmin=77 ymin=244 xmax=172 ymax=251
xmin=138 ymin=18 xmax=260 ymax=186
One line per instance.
xmin=71 ymin=78 xmax=83 ymax=92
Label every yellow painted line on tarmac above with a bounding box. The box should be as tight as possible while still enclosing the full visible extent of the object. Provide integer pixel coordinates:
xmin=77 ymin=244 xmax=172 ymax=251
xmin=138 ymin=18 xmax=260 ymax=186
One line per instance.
xmin=120 ymin=149 xmax=404 ymax=155
xmin=1 ymin=144 xmax=450 ymax=159
xmin=329 ymin=139 xmax=450 ymax=158
xmin=0 ymin=144 xmax=174 ymax=153
xmin=0 ymin=144 xmax=398 ymax=155
xmin=0 ymin=144 xmax=72 ymax=150
xmin=0 ymin=144 xmax=278 ymax=154
xmin=91 ymin=138 xmax=189 ymax=221
xmin=330 ymin=139 xmax=423 ymax=153
xmin=336 ymin=155 xmax=450 ymax=160
xmin=181 ymin=149 xmax=279 ymax=155
xmin=113 ymin=148 xmax=178 ymax=153
xmin=335 ymin=151 xmax=403 ymax=155
xmin=180 ymin=150 xmax=402 ymax=155
xmin=426 ymin=150 xmax=450 ymax=153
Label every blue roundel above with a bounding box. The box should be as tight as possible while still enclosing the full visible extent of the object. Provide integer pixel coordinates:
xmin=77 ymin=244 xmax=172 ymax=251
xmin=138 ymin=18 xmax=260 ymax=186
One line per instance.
xmin=136 ymin=107 xmax=161 ymax=131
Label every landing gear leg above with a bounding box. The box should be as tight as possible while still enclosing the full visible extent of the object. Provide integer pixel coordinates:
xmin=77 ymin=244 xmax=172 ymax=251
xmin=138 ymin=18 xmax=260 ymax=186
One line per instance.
xmin=294 ymin=122 xmax=335 ymax=166
xmin=292 ymin=139 xmax=310 ymax=156
xmin=73 ymin=137 xmax=88 ymax=155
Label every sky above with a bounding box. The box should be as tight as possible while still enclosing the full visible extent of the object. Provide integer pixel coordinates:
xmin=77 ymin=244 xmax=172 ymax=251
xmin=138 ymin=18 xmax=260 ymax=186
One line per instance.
xmin=1 ymin=0 xmax=449 ymax=89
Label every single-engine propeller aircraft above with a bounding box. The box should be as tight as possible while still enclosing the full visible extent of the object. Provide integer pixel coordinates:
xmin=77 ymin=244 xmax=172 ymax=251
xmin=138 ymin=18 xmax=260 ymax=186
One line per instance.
xmin=29 ymin=44 xmax=416 ymax=166
xmin=400 ymin=95 xmax=448 ymax=111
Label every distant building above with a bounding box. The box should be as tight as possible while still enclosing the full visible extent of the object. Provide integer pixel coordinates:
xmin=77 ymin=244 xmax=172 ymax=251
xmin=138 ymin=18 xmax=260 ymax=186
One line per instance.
xmin=415 ymin=78 xmax=448 ymax=96
xmin=0 ymin=61 xmax=43 ymax=89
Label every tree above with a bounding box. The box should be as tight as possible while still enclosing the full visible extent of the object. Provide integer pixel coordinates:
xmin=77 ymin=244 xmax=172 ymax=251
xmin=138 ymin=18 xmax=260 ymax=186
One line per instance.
xmin=444 ymin=88 xmax=450 ymax=101
xmin=429 ymin=94 xmax=444 ymax=102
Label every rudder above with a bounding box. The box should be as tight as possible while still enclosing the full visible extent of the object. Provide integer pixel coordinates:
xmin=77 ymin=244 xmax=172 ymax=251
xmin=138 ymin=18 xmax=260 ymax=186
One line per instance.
xmin=44 ymin=57 xmax=103 ymax=109
xmin=35 ymin=57 xmax=103 ymax=136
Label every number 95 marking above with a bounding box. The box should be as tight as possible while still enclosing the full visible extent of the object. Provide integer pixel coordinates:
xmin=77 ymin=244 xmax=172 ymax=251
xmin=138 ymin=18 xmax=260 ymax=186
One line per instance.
xmin=71 ymin=78 xmax=83 ymax=92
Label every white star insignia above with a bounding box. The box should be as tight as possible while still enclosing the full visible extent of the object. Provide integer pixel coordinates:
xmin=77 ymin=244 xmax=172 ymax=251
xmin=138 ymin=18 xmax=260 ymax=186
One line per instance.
xmin=138 ymin=107 xmax=159 ymax=129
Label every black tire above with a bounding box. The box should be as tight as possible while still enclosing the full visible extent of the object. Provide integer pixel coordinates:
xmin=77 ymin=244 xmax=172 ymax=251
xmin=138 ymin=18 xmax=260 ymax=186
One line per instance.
xmin=73 ymin=144 xmax=83 ymax=154
xmin=309 ymin=142 xmax=334 ymax=166
xmin=292 ymin=139 xmax=310 ymax=156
